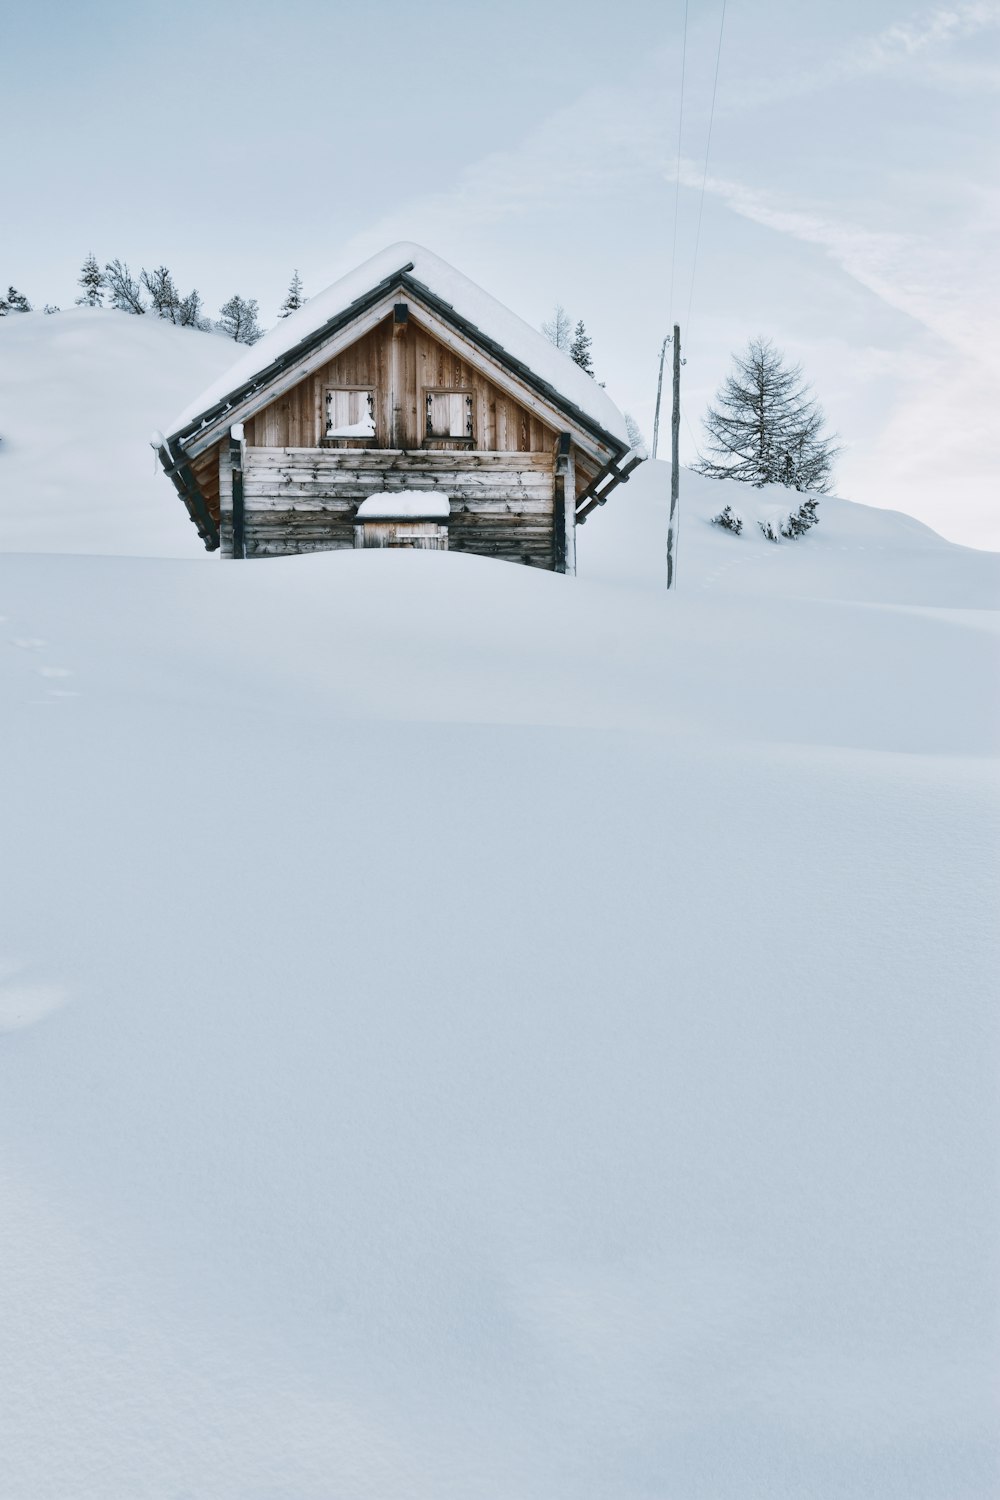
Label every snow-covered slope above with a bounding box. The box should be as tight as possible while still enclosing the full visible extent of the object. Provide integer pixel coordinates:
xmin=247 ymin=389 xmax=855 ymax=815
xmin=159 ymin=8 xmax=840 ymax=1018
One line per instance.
xmin=1 ymin=314 xmax=998 ymax=1500
xmin=0 ymin=308 xmax=235 ymax=556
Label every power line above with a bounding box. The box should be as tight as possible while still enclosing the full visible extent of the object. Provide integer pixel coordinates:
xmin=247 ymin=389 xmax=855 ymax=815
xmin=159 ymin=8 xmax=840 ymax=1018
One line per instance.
xmin=684 ymin=0 xmax=727 ymax=342
xmin=681 ymin=400 xmax=703 ymax=464
xmin=667 ymin=0 xmax=691 ymax=321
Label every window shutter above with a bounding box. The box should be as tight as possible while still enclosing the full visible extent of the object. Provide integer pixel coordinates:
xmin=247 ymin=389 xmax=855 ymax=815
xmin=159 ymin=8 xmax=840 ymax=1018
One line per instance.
xmin=426 ymin=391 xmax=474 ymax=439
xmin=326 ymin=389 xmax=375 ymax=438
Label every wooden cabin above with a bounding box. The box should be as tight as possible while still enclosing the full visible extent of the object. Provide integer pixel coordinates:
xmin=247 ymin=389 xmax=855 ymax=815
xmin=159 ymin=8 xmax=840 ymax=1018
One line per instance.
xmin=154 ymin=243 xmax=644 ymax=574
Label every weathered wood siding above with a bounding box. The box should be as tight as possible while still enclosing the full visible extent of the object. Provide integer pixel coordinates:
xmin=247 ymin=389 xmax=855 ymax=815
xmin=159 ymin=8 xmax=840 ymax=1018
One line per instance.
xmin=243 ymin=318 xmax=555 ymax=454
xmin=220 ymin=449 xmax=555 ymax=565
xmin=208 ymin=310 xmax=611 ymax=569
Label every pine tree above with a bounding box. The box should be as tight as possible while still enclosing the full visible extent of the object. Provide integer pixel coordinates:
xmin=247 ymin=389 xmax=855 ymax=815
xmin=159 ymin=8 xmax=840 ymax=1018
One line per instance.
xmin=141 ymin=265 xmax=181 ymax=322
xmin=541 ymin=304 xmax=572 ymax=351
xmin=695 ymin=337 xmax=840 ymax=493
xmin=104 ymin=260 xmax=145 ymax=314
xmin=75 ymin=253 xmax=105 ymax=308
xmin=570 ymin=319 xmax=594 ymax=376
xmin=279 ymin=269 xmax=305 ymax=318
xmin=623 ymin=412 xmax=645 ymax=450
xmin=218 ymin=294 xmax=262 ymax=344
xmin=3 ymin=287 xmax=32 ymax=313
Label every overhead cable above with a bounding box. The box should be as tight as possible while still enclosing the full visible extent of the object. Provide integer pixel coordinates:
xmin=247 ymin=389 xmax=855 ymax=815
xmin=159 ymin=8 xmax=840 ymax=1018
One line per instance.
xmin=667 ymin=0 xmax=691 ymax=321
xmin=684 ymin=0 xmax=728 ymax=343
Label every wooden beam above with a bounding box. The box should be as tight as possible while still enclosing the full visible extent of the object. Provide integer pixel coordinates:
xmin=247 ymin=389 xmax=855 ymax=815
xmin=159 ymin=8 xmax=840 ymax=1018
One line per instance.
xmin=575 ymin=452 xmax=647 ymax=523
xmin=156 ymin=442 xmax=219 ymax=549
xmin=553 ymin=433 xmax=575 ymax=577
xmin=230 ymin=426 xmax=245 ymax=560
xmin=564 ymin=444 xmax=576 ymax=576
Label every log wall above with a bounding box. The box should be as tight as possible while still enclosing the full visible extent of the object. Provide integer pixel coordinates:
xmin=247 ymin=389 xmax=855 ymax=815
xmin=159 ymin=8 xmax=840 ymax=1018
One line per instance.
xmin=220 ymin=449 xmax=555 ymax=566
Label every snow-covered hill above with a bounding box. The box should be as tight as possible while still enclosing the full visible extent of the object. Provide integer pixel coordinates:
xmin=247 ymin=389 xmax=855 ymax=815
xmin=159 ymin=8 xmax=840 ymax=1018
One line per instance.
xmin=1 ymin=311 xmax=998 ymax=1500
xmin=0 ymin=307 xmax=234 ymax=556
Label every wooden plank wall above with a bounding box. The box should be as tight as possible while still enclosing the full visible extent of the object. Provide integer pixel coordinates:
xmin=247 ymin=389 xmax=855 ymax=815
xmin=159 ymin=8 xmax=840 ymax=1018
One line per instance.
xmin=229 ymin=449 xmax=555 ymax=566
xmin=244 ymin=317 xmax=555 ymax=454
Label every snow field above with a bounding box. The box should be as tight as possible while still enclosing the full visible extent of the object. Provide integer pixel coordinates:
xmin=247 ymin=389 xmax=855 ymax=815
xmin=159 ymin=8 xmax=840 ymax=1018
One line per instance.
xmin=0 ymin=308 xmax=998 ymax=1499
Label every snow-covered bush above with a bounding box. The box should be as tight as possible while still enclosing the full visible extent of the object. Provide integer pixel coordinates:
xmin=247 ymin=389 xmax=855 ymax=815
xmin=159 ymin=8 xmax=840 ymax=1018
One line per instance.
xmin=711 ymin=504 xmax=743 ymax=535
xmin=756 ymin=496 xmax=820 ymax=543
xmin=0 ymin=286 xmax=32 ymax=315
xmin=104 ymin=260 xmax=145 ymax=314
xmin=218 ymin=294 xmax=261 ymax=344
xmin=781 ymin=496 xmax=820 ymax=538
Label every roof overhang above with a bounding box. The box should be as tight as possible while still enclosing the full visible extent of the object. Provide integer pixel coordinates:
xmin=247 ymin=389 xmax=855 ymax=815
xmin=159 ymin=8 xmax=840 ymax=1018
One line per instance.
xmin=166 ymin=263 xmax=630 ymax=467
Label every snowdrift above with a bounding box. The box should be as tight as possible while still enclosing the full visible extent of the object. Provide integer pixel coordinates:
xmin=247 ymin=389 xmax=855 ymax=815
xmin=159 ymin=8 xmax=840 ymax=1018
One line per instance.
xmin=1 ymin=309 xmax=998 ymax=1500
xmin=0 ymin=307 xmax=234 ymax=557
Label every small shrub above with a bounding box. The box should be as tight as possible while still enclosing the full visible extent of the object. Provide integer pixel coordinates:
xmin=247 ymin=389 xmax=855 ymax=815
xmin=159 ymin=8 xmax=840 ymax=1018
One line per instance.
xmin=781 ymin=496 xmax=820 ymax=538
xmin=758 ymin=519 xmax=780 ymax=543
xmin=711 ymin=504 xmax=743 ymax=535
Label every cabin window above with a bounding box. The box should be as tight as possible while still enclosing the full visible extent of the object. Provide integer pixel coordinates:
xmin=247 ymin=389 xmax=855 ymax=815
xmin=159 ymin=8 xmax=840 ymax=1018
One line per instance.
xmin=325 ymin=387 xmax=376 ymax=441
xmin=425 ymin=390 xmax=474 ymax=442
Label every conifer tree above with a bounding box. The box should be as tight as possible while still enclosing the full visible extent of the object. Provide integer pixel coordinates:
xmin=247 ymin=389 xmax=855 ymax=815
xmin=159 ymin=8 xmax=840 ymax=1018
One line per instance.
xmin=218 ymin=294 xmax=261 ymax=344
xmin=279 ymin=270 xmax=305 ymax=318
xmin=2 ymin=287 xmax=32 ymax=313
xmin=570 ymin=319 xmax=594 ymax=376
xmin=75 ymin=253 xmax=105 ymax=307
xmin=695 ymin=337 xmax=840 ymax=493
xmin=624 ymin=412 xmax=645 ymax=449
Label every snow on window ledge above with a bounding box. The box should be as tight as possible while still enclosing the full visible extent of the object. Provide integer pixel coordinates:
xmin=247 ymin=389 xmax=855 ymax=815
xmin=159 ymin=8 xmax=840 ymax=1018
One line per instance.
xmin=356 ymin=491 xmax=450 ymax=520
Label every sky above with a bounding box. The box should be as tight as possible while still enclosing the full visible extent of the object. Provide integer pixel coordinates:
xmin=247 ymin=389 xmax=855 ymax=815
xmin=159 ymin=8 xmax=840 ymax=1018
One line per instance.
xmin=3 ymin=0 xmax=998 ymax=547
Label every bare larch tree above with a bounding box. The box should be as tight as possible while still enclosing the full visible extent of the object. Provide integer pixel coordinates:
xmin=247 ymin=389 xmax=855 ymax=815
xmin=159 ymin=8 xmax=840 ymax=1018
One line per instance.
xmin=696 ymin=337 xmax=840 ymax=493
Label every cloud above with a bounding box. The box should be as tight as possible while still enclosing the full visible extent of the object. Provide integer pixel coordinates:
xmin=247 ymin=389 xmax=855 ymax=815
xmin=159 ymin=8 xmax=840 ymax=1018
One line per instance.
xmin=721 ymin=1 xmax=1000 ymax=105
xmin=674 ymin=160 xmax=1000 ymax=372
xmin=853 ymin=1 xmax=1000 ymax=75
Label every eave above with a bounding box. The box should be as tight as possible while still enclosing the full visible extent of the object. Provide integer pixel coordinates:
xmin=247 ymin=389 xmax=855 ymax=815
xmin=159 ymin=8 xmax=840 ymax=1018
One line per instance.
xmin=158 ymin=263 xmax=635 ymax=551
xmin=166 ymin=266 xmax=630 ymax=464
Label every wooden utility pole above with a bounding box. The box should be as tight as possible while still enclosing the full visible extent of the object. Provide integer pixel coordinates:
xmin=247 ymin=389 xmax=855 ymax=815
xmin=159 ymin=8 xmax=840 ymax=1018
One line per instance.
xmin=651 ymin=335 xmax=668 ymax=459
xmin=666 ymin=324 xmax=681 ymax=589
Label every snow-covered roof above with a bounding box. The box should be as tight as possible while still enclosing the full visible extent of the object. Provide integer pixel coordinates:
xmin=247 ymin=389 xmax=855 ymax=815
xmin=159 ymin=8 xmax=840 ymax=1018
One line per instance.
xmin=166 ymin=242 xmax=629 ymax=447
xmin=356 ymin=492 xmax=450 ymax=520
